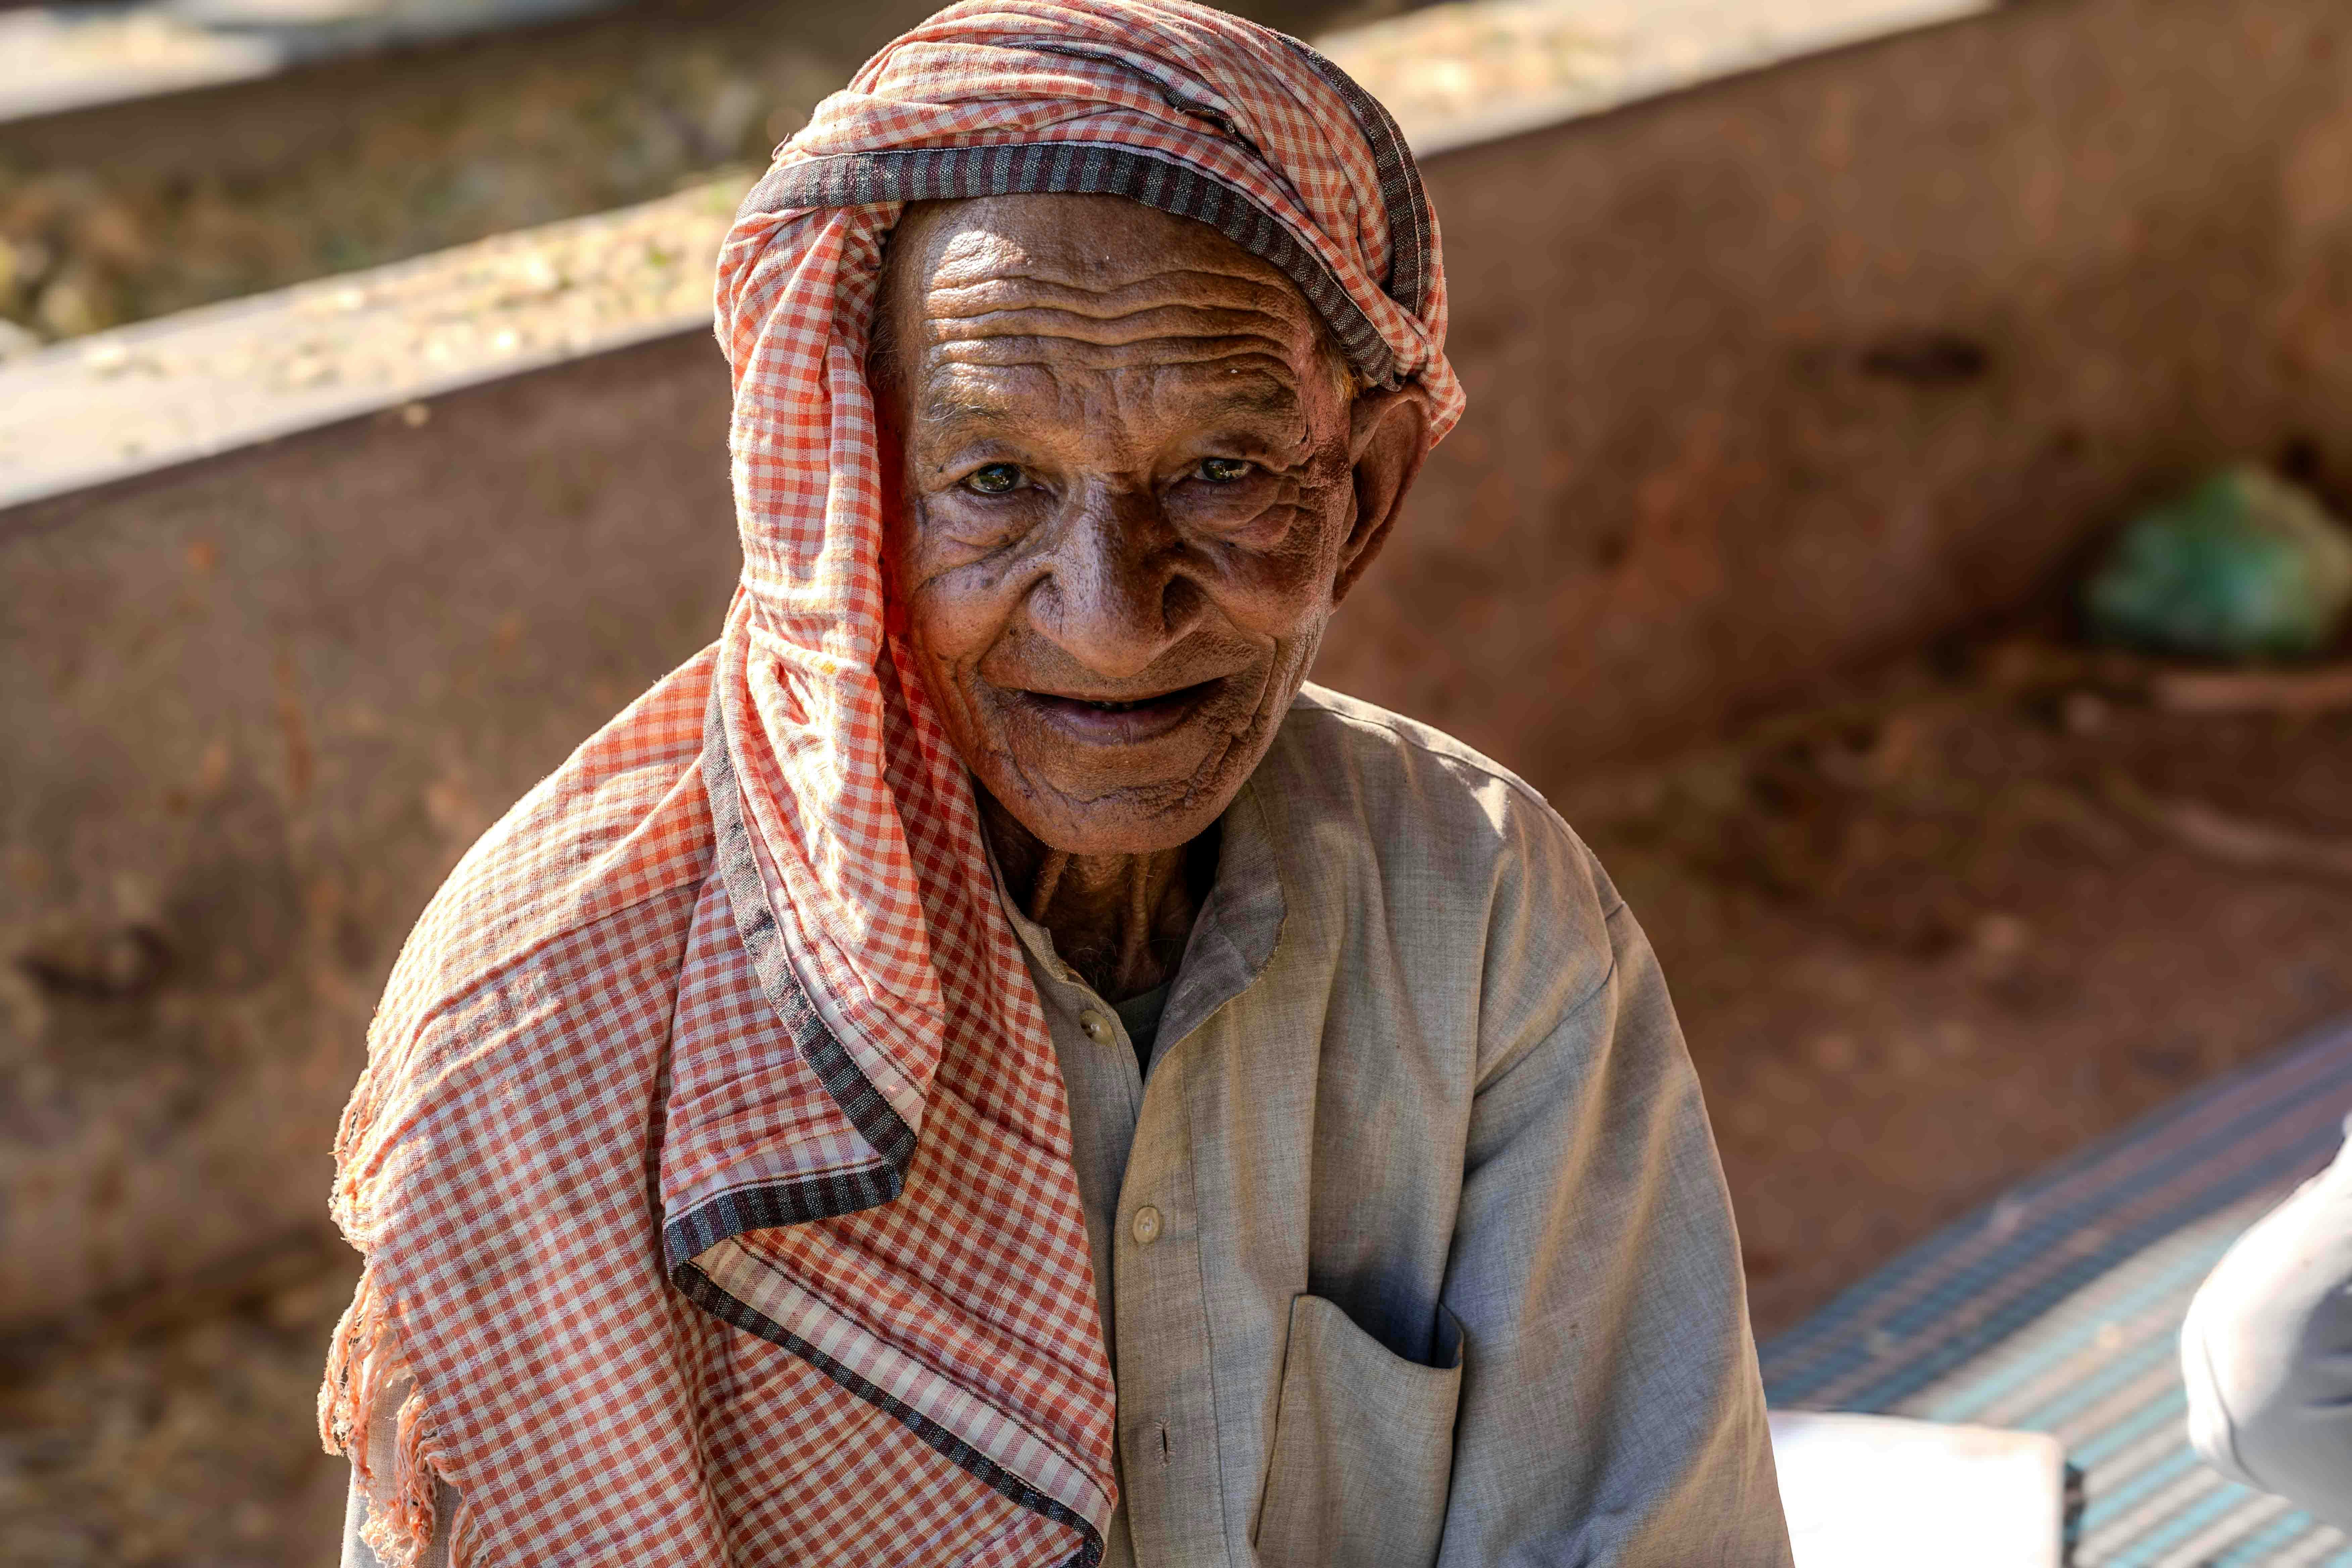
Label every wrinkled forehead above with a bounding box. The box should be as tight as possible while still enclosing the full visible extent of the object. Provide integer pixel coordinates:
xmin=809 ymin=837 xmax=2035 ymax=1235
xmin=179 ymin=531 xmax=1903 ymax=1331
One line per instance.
xmin=873 ymin=194 xmax=1341 ymax=396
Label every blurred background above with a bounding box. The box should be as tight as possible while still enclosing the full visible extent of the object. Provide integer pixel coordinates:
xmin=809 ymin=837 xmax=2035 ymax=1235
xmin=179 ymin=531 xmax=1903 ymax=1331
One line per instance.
xmin=5 ymin=0 xmax=2352 ymax=1561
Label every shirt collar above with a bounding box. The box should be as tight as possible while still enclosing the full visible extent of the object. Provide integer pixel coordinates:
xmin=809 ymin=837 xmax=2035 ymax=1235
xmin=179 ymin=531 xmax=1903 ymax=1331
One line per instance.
xmin=981 ymin=779 xmax=1287 ymax=1050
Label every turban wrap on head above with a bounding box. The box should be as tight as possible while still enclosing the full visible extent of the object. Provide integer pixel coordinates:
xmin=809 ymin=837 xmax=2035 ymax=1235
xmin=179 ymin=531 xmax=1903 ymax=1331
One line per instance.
xmin=322 ymin=4 xmax=1461 ymax=1564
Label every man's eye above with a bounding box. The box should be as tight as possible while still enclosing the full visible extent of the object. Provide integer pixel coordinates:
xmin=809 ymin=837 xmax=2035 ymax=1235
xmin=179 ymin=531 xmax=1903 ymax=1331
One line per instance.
xmin=962 ymin=463 xmax=1023 ymax=495
xmin=1195 ymin=457 xmax=1254 ymax=484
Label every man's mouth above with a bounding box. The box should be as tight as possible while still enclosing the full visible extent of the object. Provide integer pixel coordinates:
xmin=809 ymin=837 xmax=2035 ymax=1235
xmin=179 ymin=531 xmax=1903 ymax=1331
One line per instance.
xmin=1012 ymin=677 xmax=1226 ymax=744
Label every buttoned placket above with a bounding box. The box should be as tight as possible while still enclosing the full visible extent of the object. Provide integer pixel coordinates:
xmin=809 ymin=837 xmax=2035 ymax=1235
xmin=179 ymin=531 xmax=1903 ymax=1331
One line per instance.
xmin=996 ymin=912 xmax=1163 ymax=1568
xmin=1037 ymin=956 xmax=1228 ymax=1568
xmin=1000 ymin=919 xmax=1146 ymax=1342
xmin=984 ymin=793 xmax=1285 ymax=1568
xmin=1101 ymin=1024 xmax=1225 ymax=1568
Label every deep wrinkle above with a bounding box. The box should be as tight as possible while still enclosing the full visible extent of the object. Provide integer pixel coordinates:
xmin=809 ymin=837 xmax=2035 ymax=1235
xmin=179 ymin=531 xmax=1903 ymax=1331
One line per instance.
xmin=874 ymin=193 xmax=1431 ymax=998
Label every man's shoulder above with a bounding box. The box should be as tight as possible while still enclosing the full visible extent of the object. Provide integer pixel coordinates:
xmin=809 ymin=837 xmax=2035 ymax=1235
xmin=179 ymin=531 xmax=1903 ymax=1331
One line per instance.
xmin=1263 ymin=683 xmax=1616 ymax=919
xmin=374 ymin=649 xmax=719 ymax=1042
xmin=1274 ymin=683 xmax=1582 ymax=849
xmin=336 ymin=657 xmax=721 ymax=1258
xmin=1261 ymin=686 xmax=1626 ymax=1069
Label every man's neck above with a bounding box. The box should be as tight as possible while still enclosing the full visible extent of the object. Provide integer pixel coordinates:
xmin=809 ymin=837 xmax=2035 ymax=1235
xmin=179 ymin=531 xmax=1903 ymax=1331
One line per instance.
xmin=978 ymin=793 xmax=1212 ymax=1002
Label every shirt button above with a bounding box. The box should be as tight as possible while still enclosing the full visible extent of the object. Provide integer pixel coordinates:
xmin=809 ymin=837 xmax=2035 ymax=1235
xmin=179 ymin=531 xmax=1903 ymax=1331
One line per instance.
xmin=1080 ymin=1011 xmax=1114 ymax=1045
xmin=1131 ymin=1206 xmax=1163 ymax=1245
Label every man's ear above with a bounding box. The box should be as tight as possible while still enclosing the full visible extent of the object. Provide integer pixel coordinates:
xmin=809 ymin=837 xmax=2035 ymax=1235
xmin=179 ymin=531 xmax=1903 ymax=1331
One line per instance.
xmin=1334 ymin=382 xmax=1432 ymax=604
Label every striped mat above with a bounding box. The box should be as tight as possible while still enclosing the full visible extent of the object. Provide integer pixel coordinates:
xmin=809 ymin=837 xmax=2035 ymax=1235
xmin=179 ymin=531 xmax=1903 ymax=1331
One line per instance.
xmin=1758 ymin=1017 xmax=2352 ymax=1567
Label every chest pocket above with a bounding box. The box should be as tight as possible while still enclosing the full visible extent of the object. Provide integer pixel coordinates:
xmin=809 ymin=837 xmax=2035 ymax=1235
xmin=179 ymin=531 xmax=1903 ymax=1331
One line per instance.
xmin=1251 ymin=1293 xmax=1465 ymax=1568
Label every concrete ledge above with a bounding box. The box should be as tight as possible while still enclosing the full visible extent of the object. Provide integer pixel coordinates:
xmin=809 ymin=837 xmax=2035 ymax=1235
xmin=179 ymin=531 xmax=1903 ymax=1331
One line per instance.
xmin=10 ymin=0 xmax=2352 ymax=1328
xmin=1327 ymin=0 xmax=2352 ymax=769
xmin=0 ymin=183 xmax=734 ymax=507
xmin=0 ymin=0 xmax=1988 ymax=507
xmin=1 ymin=333 xmax=739 ymax=1326
xmin=1320 ymin=0 xmax=1987 ymax=156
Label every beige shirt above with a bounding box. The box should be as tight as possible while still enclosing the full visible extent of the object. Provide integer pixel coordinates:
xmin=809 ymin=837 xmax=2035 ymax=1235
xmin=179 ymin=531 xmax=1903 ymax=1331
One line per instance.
xmin=347 ymin=684 xmax=1790 ymax=1567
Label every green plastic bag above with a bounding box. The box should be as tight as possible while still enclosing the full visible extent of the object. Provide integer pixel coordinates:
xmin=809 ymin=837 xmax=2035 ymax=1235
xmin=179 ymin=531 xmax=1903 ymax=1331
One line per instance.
xmin=2085 ymin=466 xmax=2352 ymax=659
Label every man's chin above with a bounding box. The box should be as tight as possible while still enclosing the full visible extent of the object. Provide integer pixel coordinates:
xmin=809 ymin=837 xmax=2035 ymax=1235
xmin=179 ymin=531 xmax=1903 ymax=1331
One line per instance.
xmin=989 ymin=755 xmax=1240 ymax=858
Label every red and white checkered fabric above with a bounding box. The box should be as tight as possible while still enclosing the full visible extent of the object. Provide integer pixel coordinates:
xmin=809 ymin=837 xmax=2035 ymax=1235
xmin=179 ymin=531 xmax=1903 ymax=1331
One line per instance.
xmin=323 ymin=4 xmax=1458 ymax=1564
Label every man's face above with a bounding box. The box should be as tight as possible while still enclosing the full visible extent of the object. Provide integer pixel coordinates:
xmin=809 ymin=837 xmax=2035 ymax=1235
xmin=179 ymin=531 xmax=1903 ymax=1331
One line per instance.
xmin=876 ymin=194 xmax=1425 ymax=856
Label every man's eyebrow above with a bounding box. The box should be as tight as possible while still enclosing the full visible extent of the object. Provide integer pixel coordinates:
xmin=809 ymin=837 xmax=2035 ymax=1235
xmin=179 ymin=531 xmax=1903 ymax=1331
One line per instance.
xmin=1151 ymin=371 xmax=1310 ymax=432
xmin=916 ymin=398 xmax=1014 ymax=429
xmin=1213 ymin=379 xmax=1304 ymax=419
xmin=912 ymin=368 xmax=1308 ymax=436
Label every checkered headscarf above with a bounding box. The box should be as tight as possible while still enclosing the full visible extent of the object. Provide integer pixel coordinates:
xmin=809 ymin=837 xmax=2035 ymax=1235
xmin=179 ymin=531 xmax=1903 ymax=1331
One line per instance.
xmin=324 ymin=4 xmax=1457 ymax=1563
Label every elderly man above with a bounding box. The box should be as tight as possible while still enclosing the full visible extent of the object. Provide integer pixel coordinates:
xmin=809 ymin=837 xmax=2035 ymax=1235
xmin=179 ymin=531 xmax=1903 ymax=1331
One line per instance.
xmin=324 ymin=3 xmax=1790 ymax=1565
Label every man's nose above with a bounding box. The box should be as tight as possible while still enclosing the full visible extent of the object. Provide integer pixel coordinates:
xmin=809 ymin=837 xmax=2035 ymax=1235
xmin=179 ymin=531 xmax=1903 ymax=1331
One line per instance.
xmin=1032 ymin=488 xmax=1194 ymax=680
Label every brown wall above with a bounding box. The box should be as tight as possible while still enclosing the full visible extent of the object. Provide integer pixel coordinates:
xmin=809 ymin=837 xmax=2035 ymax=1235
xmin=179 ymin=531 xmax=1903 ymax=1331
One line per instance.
xmin=1318 ymin=0 xmax=2352 ymax=784
xmin=0 ymin=339 xmax=736 ymax=1327
xmin=9 ymin=0 xmax=2352 ymax=1328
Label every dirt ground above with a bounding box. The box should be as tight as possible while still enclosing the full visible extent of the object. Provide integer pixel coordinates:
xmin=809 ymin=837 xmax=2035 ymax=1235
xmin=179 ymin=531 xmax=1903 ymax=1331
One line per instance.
xmin=3 ymin=624 xmax=2348 ymax=1564
xmin=0 ymin=1 xmax=886 ymax=347
xmin=0 ymin=0 xmax=1408 ymax=350
xmin=1563 ymin=626 xmax=2352 ymax=1336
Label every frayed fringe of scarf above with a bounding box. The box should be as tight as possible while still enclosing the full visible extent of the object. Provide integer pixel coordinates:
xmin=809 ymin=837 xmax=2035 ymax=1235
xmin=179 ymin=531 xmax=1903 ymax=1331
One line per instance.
xmin=329 ymin=1052 xmax=385 ymax=1242
xmin=320 ymin=1267 xmax=476 ymax=1568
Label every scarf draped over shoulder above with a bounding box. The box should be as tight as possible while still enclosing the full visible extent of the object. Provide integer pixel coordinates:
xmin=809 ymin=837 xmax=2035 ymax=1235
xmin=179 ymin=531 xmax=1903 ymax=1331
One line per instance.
xmin=322 ymin=5 xmax=1460 ymax=1563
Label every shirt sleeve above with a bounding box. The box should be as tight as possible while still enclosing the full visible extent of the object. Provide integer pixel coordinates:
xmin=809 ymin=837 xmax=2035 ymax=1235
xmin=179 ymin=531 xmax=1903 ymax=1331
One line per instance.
xmin=2179 ymin=1121 xmax=2352 ymax=1532
xmin=1435 ymin=893 xmax=1792 ymax=1568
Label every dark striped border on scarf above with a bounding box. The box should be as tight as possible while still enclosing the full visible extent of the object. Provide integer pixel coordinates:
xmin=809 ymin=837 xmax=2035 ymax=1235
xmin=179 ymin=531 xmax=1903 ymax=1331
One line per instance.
xmin=662 ymin=687 xmax=916 ymax=1274
xmin=673 ymin=1261 xmax=1107 ymax=1568
xmin=674 ymin=688 xmax=1105 ymax=1567
xmin=733 ymin=142 xmax=1410 ymax=389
